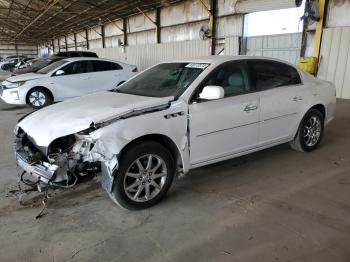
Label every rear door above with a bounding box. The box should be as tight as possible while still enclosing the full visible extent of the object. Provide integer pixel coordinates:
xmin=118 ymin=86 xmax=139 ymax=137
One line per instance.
xmin=51 ymin=60 xmax=95 ymax=99
xmin=248 ymin=60 xmax=305 ymax=145
xmin=89 ymin=60 xmax=124 ymax=91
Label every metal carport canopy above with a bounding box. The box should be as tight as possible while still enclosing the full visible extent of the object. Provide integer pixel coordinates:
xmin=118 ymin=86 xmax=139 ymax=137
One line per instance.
xmin=0 ymin=0 xmax=301 ymax=44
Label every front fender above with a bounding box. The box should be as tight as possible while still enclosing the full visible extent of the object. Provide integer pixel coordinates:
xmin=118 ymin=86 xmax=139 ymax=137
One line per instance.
xmin=90 ymin=100 xmax=190 ymax=173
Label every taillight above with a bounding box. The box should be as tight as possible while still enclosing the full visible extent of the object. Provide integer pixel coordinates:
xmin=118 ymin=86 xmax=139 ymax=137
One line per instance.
xmin=132 ymin=67 xmax=138 ymax=72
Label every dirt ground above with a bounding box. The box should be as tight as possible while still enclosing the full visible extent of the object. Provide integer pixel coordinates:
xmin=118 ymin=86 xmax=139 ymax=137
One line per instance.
xmin=0 ymin=99 xmax=349 ymax=262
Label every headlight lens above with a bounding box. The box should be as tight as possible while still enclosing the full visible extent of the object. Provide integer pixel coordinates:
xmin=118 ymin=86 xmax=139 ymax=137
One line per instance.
xmin=3 ymin=81 xmax=26 ymax=89
xmin=16 ymin=81 xmax=26 ymax=87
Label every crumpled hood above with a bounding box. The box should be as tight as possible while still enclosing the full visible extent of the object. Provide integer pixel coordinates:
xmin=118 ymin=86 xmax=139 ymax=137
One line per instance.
xmin=18 ymin=91 xmax=173 ymax=147
xmin=6 ymin=72 xmax=45 ymax=82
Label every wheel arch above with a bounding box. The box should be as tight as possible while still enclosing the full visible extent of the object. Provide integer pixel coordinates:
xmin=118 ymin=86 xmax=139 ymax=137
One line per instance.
xmin=118 ymin=134 xmax=184 ymax=173
xmin=26 ymin=86 xmax=54 ymax=103
xmin=292 ymin=103 xmax=326 ymax=139
xmin=309 ymin=104 xmax=326 ymax=119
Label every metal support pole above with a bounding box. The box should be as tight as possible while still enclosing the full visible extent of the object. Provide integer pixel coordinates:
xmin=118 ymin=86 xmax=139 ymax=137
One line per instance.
xmin=101 ymin=24 xmax=106 ymax=48
xmin=123 ymin=18 xmax=128 ymax=46
xmin=196 ymin=0 xmax=213 ymax=35
xmin=210 ymin=0 xmax=217 ymax=55
xmin=15 ymin=41 xmax=18 ymax=56
xmin=300 ymin=0 xmax=309 ymax=57
xmin=74 ymin=33 xmax=77 ymax=50
xmin=156 ymin=7 xmax=161 ymax=44
xmin=65 ymin=36 xmax=68 ymax=51
xmin=137 ymin=7 xmax=159 ymax=44
xmin=313 ymin=0 xmax=327 ymax=58
xmin=241 ymin=15 xmax=248 ymax=55
xmin=58 ymin=38 xmax=61 ymax=52
xmin=85 ymin=29 xmax=89 ymax=50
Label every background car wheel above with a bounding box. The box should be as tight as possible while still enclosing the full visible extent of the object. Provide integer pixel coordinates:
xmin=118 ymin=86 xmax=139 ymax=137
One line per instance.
xmin=27 ymin=87 xmax=52 ymax=109
xmin=108 ymin=141 xmax=175 ymax=210
xmin=289 ymin=109 xmax=324 ymax=152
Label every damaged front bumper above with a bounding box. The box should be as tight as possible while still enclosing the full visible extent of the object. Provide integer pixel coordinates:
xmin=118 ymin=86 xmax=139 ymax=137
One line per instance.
xmin=15 ymin=133 xmax=59 ymax=184
xmin=15 ymin=129 xmax=118 ymax=191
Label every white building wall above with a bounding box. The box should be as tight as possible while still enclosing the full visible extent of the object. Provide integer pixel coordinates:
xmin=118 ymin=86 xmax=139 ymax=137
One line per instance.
xmin=0 ymin=41 xmax=37 ymax=58
xmin=246 ymin=33 xmax=302 ymax=65
xmin=76 ymin=31 xmax=87 ymax=50
xmin=224 ymin=36 xmax=240 ymax=55
xmin=66 ymin=34 xmax=75 ymax=51
xmin=318 ymin=27 xmax=350 ymax=99
xmin=327 ymin=0 xmax=350 ymax=28
xmin=92 ymin=39 xmax=210 ymax=71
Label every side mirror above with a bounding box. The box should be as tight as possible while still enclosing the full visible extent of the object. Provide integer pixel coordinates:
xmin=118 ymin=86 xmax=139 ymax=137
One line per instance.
xmin=199 ymin=85 xmax=225 ymax=100
xmin=55 ymin=69 xmax=65 ymax=76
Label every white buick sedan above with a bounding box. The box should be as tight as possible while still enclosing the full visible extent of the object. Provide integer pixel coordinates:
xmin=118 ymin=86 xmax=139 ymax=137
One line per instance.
xmin=0 ymin=57 xmax=138 ymax=108
xmin=15 ymin=56 xmax=336 ymax=210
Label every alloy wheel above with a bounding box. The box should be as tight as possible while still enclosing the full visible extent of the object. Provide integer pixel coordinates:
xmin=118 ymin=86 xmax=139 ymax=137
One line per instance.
xmin=29 ymin=91 xmax=46 ymax=107
xmin=303 ymin=116 xmax=322 ymax=147
xmin=123 ymin=154 xmax=168 ymax=202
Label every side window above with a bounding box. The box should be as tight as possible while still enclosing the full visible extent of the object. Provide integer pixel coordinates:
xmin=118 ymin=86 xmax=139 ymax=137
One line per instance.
xmin=59 ymin=61 xmax=93 ymax=75
xmin=251 ymin=60 xmax=301 ymax=91
xmin=92 ymin=61 xmax=122 ymax=72
xmin=201 ymin=61 xmax=252 ymax=98
xmin=82 ymin=52 xmax=98 ymax=58
xmin=69 ymin=53 xmax=80 ymax=57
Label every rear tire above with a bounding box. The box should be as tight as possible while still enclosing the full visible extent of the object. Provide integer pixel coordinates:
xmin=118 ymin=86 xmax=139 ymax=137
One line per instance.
xmin=289 ymin=109 xmax=324 ymax=152
xmin=27 ymin=87 xmax=53 ymax=109
xmin=108 ymin=141 xmax=175 ymax=210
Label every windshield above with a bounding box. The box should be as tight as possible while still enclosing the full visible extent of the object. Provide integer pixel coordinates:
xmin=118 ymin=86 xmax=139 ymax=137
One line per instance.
xmin=117 ymin=62 xmax=209 ymax=98
xmin=37 ymin=60 xmax=68 ymax=74
xmin=30 ymin=58 xmax=51 ymax=69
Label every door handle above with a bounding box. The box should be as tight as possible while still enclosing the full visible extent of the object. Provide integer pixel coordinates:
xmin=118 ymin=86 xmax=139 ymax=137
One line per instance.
xmin=292 ymin=96 xmax=303 ymax=102
xmin=244 ymin=104 xmax=258 ymax=112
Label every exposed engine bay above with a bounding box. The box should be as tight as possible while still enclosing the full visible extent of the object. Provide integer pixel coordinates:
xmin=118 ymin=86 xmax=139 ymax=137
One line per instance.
xmin=15 ymin=127 xmax=116 ymax=190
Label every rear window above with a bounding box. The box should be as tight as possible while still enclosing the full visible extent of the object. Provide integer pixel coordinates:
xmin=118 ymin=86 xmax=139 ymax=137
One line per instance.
xmin=250 ymin=60 xmax=301 ymax=91
xmin=69 ymin=53 xmax=80 ymax=57
xmin=80 ymin=52 xmax=98 ymax=58
xmin=55 ymin=52 xmax=98 ymax=58
xmin=92 ymin=60 xmax=122 ymax=72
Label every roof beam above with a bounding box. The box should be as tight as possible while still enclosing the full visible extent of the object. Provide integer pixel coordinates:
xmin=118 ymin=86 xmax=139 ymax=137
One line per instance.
xmin=12 ymin=0 xmax=60 ymax=40
xmin=39 ymin=1 xmax=137 ymax=39
xmin=33 ymin=0 xmax=80 ymax=29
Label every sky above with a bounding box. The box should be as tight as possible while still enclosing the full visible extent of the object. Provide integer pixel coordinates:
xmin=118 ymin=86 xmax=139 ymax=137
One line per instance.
xmin=245 ymin=1 xmax=306 ymax=36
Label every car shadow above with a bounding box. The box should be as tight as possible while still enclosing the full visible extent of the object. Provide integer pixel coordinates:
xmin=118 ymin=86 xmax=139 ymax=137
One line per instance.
xmin=0 ymin=100 xmax=31 ymax=111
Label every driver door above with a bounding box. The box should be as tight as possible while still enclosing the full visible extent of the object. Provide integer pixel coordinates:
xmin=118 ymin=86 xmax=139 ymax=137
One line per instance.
xmin=189 ymin=61 xmax=260 ymax=166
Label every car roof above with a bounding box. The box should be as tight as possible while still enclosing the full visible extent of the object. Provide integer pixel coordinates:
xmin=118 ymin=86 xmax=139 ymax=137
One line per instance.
xmin=61 ymin=57 xmax=136 ymax=67
xmin=62 ymin=57 xmax=124 ymax=63
xmin=46 ymin=56 xmax=65 ymax=60
xmin=165 ymin=55 xmax=297 ymax=68
xmin=57 ymin=51 xmax=95 ymax=53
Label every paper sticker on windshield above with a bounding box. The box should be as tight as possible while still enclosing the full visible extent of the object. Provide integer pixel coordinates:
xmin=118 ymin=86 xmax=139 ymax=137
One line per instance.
xmin=185 ymin=63 xmax=210 ymax=69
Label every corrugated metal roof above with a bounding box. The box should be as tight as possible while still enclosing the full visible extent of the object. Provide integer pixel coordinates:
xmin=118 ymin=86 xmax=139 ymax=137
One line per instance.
xmin=0 ymin=0 xmax=181 ymax=43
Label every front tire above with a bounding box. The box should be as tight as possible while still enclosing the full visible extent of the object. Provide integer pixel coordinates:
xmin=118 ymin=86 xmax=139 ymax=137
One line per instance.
xmin=109 ymin=141 xmax=175 ymax=210
xmin=290 ymin=109 xmax=324 ymax=152
xmin=27 ymin=87 xmax=52 ymax=109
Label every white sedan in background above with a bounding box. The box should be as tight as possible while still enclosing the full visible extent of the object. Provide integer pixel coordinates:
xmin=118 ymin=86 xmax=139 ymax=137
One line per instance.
xmin=0 ymin=57 xmax=138 ymax=108
xmin=15 ymin=56 xmax=336 ymax=210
